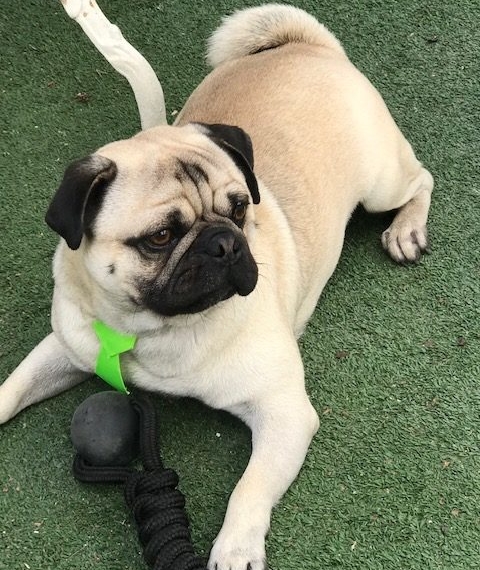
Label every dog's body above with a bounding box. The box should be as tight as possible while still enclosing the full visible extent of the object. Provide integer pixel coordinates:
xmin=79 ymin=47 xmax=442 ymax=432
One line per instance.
xmin=0 ymin=5 xmax=433 ymax=570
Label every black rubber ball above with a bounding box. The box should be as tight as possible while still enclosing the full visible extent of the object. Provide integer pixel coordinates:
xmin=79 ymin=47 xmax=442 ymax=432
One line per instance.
xmin=71 ymin=391 xmax=139 ymax=466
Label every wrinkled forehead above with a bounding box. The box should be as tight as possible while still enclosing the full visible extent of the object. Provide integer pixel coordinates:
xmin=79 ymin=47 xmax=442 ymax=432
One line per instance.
xmin=92 ymin=126 xmax=248 ymax=237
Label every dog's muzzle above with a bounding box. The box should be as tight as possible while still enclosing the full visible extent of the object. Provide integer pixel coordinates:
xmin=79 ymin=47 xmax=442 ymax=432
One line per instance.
xmin=141 ymin=226 xmax=258 ymax=316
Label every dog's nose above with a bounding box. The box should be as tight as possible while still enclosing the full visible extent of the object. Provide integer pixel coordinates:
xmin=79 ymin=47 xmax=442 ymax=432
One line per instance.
xmin=206 ymin=230 xmax=241 ymax=262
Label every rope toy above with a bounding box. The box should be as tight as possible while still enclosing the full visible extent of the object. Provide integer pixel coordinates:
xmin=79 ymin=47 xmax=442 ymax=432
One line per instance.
xmin=71 ymin=392 xmax=206 ymax=570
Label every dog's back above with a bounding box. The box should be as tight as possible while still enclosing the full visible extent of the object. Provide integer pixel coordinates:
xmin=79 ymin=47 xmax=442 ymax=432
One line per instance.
xmin=180 ymin=7 xmax=393 ymax=291
xmin=177 ymin=4 xmax=431 ymax=327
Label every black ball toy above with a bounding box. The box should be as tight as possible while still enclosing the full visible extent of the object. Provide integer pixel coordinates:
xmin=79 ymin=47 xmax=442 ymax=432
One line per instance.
xmin=71 ymin=391 xmax=139 ymax=466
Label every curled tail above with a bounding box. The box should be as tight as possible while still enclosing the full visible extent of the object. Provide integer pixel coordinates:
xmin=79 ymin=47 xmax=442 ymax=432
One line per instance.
xmin=207 ymin=3 xmax=345 ymax=68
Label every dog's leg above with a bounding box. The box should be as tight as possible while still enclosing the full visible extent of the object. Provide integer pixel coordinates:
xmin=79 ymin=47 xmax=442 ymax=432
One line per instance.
xmin=208 ymin=391 xmax=319 ymax=570
xmin=380 ymin=166 xmax=433 ymax=263
xmin=364 ymin=164 xmax=434 ymax=264
xmin=0 ymin=333 xmax=90 ymax=424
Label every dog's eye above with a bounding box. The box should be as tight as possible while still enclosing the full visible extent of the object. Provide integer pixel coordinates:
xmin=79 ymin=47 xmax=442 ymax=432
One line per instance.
xmin=145 ymin=229 xmax=173 ymax=249
xmin=232 ymin=201 xmax=247 ymax=223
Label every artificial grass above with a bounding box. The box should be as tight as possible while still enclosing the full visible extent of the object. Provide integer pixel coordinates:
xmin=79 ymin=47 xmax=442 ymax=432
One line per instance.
xmin=0 ymin=0 xmax=479 ymax=569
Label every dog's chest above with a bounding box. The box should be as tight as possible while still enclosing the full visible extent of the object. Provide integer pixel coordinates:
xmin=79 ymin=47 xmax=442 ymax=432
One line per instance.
xmin=123 ymin=328 xmax=252 ymax=408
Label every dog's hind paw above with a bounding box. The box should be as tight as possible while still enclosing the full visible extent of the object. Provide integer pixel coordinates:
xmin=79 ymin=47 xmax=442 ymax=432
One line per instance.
xmin=381 ymin=222 xmax=431 ymax=264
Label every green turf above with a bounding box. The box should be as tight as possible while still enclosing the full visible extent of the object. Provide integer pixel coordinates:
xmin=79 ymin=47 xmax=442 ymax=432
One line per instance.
xmin=0 ymin=0 xmax=479 ymax=569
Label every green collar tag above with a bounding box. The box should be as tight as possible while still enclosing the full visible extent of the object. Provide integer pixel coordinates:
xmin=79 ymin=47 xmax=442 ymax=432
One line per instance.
xmin=92 ymin=320 xmax=137 ymax=394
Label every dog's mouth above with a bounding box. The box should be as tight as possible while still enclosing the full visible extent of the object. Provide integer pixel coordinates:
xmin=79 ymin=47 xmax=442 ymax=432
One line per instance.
xmin=138 ymin=226 xmax=258 ymax=317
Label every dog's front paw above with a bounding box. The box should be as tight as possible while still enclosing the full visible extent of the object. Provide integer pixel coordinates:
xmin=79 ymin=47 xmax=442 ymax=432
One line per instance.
xmin=381 ymin=222 xmax=430 ymax=264
xmin=207 ymin=529 xmax=267 ymax=570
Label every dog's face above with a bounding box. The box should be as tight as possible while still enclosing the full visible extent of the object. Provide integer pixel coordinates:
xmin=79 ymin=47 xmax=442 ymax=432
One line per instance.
xmin=46 ymin=123 xmax=260 ymax=317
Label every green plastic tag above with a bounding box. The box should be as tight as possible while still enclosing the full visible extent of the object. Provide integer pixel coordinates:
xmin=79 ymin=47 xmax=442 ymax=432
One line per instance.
xmin=92 ymin=320 xmax=137 ymax=394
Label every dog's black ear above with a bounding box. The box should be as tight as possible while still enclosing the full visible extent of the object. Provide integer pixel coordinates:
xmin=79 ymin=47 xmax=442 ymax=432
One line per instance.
xmin=45 ymin=155 xmax=117 ymax=250
xmin=195 ymin=123 xmax=260 ymax=204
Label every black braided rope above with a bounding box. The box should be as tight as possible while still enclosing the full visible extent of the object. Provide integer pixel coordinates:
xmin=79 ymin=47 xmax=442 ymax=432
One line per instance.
xmin=72 ymin=395 xmax=206 ymax=570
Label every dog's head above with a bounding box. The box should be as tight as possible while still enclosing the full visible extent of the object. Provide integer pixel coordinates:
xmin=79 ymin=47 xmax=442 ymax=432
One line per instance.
xmin=46 ymin=123 xmax=260 ymax=317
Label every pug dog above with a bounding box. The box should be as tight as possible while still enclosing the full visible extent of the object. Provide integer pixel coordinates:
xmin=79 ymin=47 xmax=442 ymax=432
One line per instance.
xmin=0 ymin=4 xmax=433 ymax=570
